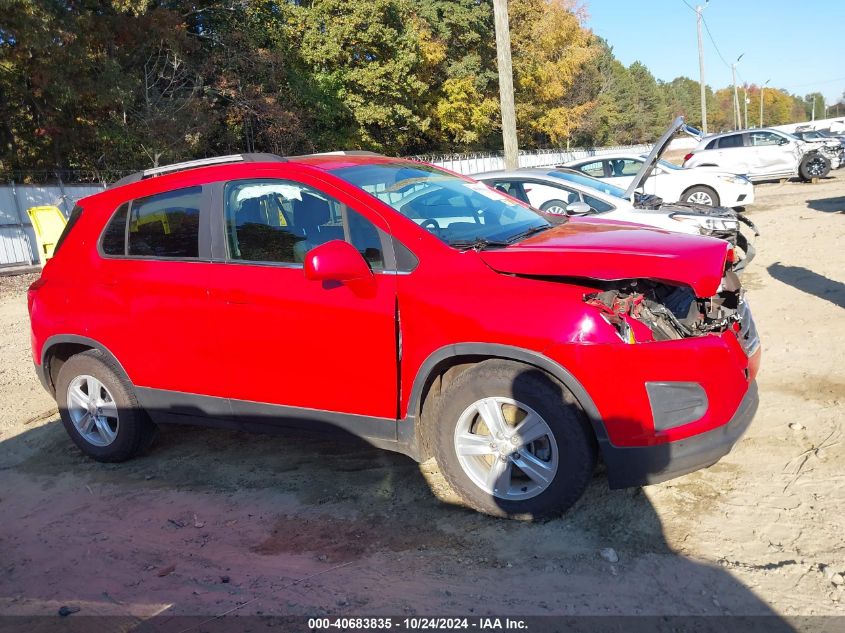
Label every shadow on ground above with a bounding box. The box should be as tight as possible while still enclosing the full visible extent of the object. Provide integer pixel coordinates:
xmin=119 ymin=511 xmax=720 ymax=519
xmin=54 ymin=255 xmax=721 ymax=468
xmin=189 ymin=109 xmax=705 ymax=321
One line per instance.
xmin=806 ymin=196 xmax=845 ymax=213
xmin=0 ymin=399 xmax=796 ymax=626
xmin=767 ymin=262 xmax=845 ymax=309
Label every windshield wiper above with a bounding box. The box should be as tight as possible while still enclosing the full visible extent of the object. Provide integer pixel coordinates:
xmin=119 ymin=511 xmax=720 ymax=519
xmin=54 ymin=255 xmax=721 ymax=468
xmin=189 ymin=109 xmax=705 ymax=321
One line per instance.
xmin=505 ymin=224 xmax=553 ymax=244
xmin=450 ymin=237 xmax=511 ymax=251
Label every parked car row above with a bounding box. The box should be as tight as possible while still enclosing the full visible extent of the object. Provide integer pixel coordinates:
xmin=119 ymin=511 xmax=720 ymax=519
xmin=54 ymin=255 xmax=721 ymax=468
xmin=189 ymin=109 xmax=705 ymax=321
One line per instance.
xmin=28 ymin=120 xmax=761 ymax=520
xmin=474 ymin=118 xmax=759 ymax=271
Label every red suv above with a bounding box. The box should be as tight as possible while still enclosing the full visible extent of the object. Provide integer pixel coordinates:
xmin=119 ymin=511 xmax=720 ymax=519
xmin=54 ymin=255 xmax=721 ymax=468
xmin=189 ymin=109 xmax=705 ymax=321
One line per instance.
xmin=28 ymin=153 xmax=761 ymax=519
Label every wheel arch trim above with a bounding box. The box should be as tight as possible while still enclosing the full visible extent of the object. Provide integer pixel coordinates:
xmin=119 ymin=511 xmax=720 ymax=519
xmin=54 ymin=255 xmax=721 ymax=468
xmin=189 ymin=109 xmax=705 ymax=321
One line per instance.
xmin=39 ymin=334 xmax=129 ymax=394
xmin=405 ymin=343 xmax=610 ymax=446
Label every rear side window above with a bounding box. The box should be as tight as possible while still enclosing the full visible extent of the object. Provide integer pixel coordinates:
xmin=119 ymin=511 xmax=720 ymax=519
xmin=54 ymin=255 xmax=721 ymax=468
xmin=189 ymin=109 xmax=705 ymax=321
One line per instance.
xmin=101 ymin=203 xmax=129 ymax=255
xmin=53 ymin=205 xmax=83 ymax=256
xmin=578 ymin=161 xmax=605 ymax=177
xmin=717 ymin=134 xmax=743 ymax=149
xmin=128 ymin=187 xmax=201 ymax=258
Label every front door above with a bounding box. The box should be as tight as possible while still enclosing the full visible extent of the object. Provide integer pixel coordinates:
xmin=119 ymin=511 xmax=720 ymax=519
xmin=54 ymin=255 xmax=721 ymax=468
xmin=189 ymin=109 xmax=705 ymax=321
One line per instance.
xmin=208 ymin=175 xmax=399 ymax=425
xmin=748 ymin=131 xmax=798 ymax=176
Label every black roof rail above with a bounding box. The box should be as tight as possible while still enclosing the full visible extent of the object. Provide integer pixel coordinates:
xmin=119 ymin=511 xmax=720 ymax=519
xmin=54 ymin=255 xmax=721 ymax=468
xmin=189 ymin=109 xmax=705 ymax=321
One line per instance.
xmin=109 ymin=153 xmax=285 ymax=188
xmin=293 ymin=150 xmax=384 ymax=158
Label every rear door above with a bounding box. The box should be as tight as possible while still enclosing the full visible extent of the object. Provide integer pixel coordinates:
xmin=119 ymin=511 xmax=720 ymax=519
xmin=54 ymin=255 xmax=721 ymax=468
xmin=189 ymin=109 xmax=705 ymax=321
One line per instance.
xmin=714 ymin=133 xmax=751 ymax=173
xmin=207 ymin=172 xmax=399 ymax=423
xmin=95 ymin=185 xmax=228 ymax=400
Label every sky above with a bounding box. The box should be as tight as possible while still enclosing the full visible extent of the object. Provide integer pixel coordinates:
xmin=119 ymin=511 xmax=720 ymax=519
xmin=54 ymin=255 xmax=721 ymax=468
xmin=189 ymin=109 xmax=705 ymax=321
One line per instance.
xmin=586 ymin=0 xmax=845 ymax=107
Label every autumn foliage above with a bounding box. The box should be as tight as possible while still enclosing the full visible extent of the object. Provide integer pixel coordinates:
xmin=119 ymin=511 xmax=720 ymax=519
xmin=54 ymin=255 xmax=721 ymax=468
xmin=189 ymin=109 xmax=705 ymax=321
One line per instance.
xmin=0 ymin=0 xmax=824 ymax=177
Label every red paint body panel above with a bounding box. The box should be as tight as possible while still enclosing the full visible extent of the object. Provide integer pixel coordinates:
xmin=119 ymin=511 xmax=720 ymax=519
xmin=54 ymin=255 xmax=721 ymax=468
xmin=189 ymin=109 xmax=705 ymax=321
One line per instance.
xmin=28 ymin=155 xmax=759 ymax=453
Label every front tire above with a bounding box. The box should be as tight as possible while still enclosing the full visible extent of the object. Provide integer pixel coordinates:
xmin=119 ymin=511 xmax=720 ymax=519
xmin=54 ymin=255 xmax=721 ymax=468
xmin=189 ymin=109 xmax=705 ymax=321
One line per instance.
xmin=683 ymin=185 xmax=720 ymax=206
xmin=798 ymin=153 xmax=831 ymax=181
xmin=429 ymin=360 xmax=596 ymax=520
xmin=56 ymin=349 xmax=157 ymax=462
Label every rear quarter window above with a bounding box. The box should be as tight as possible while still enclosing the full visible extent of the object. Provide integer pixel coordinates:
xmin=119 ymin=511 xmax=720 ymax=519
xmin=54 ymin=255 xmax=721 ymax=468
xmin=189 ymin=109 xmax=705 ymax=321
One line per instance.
xmin=101 ymin=203 xmax=129 ymax=255
xmin=717 ymin=134 xmax=744 ymax=149
xmin=52 ymin=205 xmax=83 ymax=256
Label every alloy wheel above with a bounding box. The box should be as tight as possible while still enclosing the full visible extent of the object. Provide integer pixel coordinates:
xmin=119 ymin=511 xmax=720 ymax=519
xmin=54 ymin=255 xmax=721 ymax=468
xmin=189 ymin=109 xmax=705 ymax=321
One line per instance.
xmin=66 ymin=375 xmax=120 ymax=447
xmin=687 ymin=191 xmax=714 ymax=205
xmin=453 ymin=397 xmax=559 ymax=501
xmin=806 ymin=156 xmax=827 ymax=177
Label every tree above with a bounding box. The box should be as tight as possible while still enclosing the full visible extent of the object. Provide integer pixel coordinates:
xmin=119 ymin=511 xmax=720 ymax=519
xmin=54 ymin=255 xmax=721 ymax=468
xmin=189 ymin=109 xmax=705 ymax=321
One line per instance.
xmin=509 ymin=0 xmax=596 ymax=146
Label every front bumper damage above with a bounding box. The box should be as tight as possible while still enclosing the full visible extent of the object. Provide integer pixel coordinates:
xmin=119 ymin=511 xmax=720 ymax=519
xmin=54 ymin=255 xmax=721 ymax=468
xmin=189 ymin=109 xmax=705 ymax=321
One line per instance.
xmin=602 ymin=381 xmax=758 ymax=488
xmin=573 ymin=270 xmax=761 ymax=488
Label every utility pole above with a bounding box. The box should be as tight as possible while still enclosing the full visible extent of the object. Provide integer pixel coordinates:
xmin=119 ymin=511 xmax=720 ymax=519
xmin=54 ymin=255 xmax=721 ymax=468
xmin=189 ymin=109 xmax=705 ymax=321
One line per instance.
xmin=492 ymin=0 xmax=518 ymax=170
xmin=731 ymin=54 xmax=744 ymax=130
xmin=743 ymin=85 xmax=749 ymax=129
xmin=759 ymin=79 xmax=770 ymax=127
xmin=696 ymin=3 xmax=708 ymax=133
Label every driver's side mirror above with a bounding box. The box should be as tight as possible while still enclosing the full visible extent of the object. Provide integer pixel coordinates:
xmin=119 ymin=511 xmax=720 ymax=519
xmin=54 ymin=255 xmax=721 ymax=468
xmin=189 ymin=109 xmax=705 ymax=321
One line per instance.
xmin=777 ymin=137 xmax=790 ymax=145
xmin=304 ymin=240 xmax=372 ymax=282
xmin=565 ymin=201 xmax=593 ymax=216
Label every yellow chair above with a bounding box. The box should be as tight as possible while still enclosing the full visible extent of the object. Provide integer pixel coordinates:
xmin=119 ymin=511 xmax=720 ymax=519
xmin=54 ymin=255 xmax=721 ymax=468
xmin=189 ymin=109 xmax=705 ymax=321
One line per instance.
xmin=27 ymin=205 xmax=67 ymax=264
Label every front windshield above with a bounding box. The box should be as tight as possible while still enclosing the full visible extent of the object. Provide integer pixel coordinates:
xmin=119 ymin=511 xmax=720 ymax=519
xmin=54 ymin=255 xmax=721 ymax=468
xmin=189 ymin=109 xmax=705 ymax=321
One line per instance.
xmin=546 ymin=169 xmax=629 ymax=200
xmin=331 ymin=162 xmax=550 ymax=246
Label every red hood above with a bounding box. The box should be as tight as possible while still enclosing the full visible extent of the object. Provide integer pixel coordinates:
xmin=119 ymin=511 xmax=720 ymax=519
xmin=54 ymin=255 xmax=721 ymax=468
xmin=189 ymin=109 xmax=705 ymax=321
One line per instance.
xmin=479 ymin=218 xmax=729 ymax=297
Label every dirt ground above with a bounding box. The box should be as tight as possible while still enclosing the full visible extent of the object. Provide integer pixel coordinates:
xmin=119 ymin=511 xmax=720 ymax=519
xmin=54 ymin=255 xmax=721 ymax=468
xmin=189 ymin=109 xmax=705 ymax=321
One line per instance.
xmin=0 ymin=172 xmax=843 ymax=625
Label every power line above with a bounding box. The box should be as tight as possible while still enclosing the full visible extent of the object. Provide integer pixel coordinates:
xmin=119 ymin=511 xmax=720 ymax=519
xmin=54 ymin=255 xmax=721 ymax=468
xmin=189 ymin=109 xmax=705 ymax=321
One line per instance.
xmin=701 ymin=14 xmax=730 ymax=68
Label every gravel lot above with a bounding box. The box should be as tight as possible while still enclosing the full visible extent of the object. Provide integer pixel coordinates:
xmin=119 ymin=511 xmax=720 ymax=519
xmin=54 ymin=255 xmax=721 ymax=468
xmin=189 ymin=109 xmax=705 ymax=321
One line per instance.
xmin=0 ymin=173 xmax=843 ymax=624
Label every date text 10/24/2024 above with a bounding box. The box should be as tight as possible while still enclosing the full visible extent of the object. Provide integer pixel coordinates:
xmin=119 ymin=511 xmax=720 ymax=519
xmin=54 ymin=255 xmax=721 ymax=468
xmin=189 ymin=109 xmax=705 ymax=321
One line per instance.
xmin=307 ymin=617 xmax=528 ymax=630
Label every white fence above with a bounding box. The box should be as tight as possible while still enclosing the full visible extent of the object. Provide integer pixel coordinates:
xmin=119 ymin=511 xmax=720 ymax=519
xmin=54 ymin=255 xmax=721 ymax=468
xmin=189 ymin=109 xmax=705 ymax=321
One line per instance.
xmin=0 ymin=183 xmax=105 ymax=267
xmin=410 ymin=144 xmax=653 ymax=175
xmin=0 ymin=143 xmax=657 ymax=268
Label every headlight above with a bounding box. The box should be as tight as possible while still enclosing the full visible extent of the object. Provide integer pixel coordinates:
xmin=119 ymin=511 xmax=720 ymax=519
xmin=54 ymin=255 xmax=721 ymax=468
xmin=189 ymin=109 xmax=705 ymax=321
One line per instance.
xmin=717 ymin=174 xmax=748 ymax=184
xmin=670 ymin=213 xmax=739 ymax=233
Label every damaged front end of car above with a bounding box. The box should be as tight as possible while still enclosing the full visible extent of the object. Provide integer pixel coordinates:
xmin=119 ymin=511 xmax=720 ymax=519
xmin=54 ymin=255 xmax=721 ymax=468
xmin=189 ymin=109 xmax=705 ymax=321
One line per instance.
xmin=583 ymin=269 xmax=760 ymax=356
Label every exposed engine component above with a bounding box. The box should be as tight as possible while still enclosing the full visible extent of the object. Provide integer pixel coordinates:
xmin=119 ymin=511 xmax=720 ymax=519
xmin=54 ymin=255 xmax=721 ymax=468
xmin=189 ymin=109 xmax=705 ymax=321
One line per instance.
xmin=585 ymin=272 xmax=745 ymax=343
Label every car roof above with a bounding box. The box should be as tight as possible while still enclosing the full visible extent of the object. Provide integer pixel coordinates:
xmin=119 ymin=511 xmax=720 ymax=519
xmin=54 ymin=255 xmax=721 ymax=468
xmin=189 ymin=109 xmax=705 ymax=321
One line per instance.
xmin=81 ymin=152 xmax=424 ymax=209
xmin=566 ymin=153 xmax=641 ymax=164
xmin=109 ymin=151 xmax=404 ymax=188
xmin=703 ymin=127 xmax=785 ymax=140
xmin=474 ymin=168 xmax=555 ymax=179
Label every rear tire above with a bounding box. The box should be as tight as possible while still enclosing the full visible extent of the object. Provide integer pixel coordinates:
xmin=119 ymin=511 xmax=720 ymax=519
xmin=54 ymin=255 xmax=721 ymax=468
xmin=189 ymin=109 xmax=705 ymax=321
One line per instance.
xmin=798 ymin=153 xmax=830 ymax=181
xmin=56 ymin=349 xmax=157 ymax=462
xmin=682 ymin=185 xmax=720 ymax=207
xmin=429 ymin=360 xmax=596 ymax=520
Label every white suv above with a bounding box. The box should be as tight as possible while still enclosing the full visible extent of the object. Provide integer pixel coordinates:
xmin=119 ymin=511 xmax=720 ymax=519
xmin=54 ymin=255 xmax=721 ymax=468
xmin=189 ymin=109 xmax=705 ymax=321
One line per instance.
xmin=684 ymin=128 xmax=836 ymax=182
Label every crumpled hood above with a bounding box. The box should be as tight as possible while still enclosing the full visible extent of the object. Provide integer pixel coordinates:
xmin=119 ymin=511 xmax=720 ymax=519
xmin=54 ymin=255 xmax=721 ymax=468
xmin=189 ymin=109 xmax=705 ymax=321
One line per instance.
xmin=479 ymin=218 xmax=729 ymax=297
